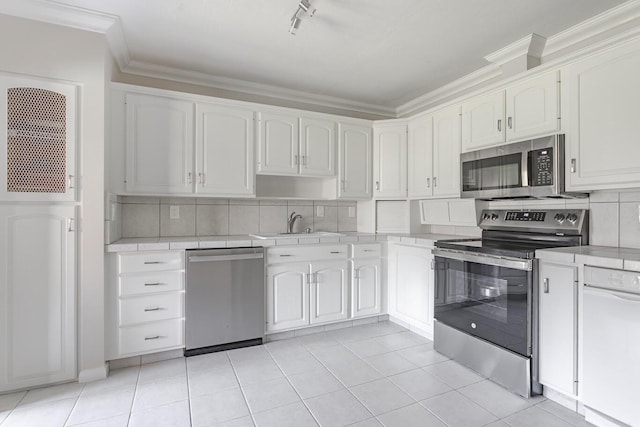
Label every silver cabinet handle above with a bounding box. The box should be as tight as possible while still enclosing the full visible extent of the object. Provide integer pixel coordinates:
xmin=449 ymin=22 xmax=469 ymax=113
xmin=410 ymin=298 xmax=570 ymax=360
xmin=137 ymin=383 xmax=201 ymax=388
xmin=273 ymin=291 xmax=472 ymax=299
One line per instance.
xmin=279 ymin=254 xmax=293 ymax=257
xmin=301 ymin=155 xmax=307 ymax=166
xmin=68 ymin=175 xmax=75 ymax=189
xmin=330 ymin=251 xmax=343 ymax=254
xmin=433 ymin=177 xmax=437 ymax=187
xmin=144 ymin=261 xmax=164 ymax=265
xmin=364 ymin=249 xmax=376 ymax=252
xmin=375 ymin=181 xmax=380 ymax=190
xmin=497 ymin=119 xmax=502 ymax=132
xmin=144 ymin=282 xmax=162 ymax=286
xmin=508 ymin=117 xmax=513 ymax=129
xmin=68 ymin=218 xmax=75 ymax=232
xmin=426 ymin=177 xmax=431 ymax=188
xmin=187 ymin=172 xmax=193 ymax=184
xmin=295 ymin=155 xmax=299 ymax=165
xmin=198 ymin=173 xmax=206 ymax=185
xmin=570 ymin=158 xmax=576 ymax=173
xmin=144 ymin=307 xmax=162 ymax=312
xmin=144 ymin=336 xmax=160 ymax=341
xmin=544 ymin=278 xmax=550 ymax=293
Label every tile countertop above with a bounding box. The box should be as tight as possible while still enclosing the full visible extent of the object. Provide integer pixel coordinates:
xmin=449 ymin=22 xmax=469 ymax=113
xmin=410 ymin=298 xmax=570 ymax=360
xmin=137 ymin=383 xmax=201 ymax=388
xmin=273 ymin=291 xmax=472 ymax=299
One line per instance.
xmin=537 ymin=245 xmax=640 ymax=271
xmin=106 ymin=232 xmax=477 ymax=252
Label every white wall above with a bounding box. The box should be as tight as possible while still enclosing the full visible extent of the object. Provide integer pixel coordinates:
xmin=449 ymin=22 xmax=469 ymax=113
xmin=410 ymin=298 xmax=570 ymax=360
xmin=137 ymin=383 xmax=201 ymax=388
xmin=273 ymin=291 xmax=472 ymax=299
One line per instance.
xmin=0 ymin=14 xmax=108 ymax=380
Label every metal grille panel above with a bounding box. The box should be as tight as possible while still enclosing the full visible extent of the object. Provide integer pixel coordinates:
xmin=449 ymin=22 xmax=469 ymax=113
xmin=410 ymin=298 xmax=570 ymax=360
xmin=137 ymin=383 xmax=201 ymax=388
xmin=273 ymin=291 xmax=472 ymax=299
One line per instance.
xmin=7 ymin=87 xmax=67 ymax=193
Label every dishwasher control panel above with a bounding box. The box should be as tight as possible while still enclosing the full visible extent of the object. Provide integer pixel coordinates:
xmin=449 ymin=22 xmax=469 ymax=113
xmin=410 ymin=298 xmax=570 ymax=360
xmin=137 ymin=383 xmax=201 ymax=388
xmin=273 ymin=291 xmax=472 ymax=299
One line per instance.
xmin=584 ymin=266 xmax=640 ymax=295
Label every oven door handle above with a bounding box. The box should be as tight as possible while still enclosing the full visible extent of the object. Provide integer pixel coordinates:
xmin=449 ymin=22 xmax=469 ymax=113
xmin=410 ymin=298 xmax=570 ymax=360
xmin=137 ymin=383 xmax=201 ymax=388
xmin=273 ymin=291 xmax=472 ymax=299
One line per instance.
xmin=432 ymin=248 xmax=532 ymax=271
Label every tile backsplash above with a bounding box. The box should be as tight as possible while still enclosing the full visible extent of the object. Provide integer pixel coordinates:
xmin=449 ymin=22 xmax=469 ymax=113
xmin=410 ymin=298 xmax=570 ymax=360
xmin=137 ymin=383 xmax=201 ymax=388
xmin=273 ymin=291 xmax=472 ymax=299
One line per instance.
xmin=108 ymin=196 xmax=358 ymax=241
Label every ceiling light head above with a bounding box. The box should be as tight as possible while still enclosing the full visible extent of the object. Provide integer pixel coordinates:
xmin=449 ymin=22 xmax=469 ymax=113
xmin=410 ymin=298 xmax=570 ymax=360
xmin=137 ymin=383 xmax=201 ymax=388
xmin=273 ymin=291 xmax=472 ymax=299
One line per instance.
xmin=298 ymin=0 xmax=316 ymax=17
xmin=289 ymin=16 xmax=301 ymax=35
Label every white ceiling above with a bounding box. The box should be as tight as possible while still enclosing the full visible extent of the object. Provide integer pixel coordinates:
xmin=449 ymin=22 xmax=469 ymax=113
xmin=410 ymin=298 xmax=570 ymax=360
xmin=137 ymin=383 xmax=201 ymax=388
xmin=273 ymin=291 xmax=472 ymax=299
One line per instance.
xmin=31 ymin=0 xmax=630 ymax=113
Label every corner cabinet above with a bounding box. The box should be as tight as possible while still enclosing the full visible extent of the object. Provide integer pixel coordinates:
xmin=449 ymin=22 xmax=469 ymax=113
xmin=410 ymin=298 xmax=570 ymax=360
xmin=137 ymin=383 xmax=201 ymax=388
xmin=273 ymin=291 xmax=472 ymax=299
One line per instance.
xmin=0 ymin=75 xmax=77 ymax=202
xmin=0 ymin=205 xmax=77 ymax=392
xmin=565 ymin=40 xmax=640 ymax=191
xmin=538 ymin=261 xmax=578 ymax=398
xmin=373 ymin=122 xmax=407 ymax=198
xmin=338 ymin=123 xmax=372 ymax=199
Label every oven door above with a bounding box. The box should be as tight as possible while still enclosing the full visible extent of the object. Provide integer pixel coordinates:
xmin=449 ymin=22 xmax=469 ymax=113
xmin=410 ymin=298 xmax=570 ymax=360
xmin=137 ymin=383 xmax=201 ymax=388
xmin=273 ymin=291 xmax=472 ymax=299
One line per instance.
xmin=433 ymin=249 xmax=534 ymax=357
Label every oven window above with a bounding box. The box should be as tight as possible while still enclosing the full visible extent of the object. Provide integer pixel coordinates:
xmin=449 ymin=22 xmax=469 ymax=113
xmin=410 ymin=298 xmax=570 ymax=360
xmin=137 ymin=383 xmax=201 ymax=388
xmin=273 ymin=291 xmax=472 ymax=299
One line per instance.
xmin=434 ymin=257 xmax=531 ymax=356
xmin=462 ymin=153 xmax=522 ymax=192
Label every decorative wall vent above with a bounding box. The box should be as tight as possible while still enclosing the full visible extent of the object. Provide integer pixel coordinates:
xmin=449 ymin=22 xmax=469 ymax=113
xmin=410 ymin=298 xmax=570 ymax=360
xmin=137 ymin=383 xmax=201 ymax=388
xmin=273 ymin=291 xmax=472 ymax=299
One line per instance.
xmin=7 ymin=87 xmax=67 ymax=193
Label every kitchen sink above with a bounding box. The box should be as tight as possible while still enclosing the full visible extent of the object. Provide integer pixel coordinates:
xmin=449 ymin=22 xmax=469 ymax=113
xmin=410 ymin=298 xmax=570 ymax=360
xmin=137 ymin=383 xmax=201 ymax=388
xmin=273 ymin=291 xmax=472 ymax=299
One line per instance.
xmin=250 ymin=232 xmax=344 ymax=239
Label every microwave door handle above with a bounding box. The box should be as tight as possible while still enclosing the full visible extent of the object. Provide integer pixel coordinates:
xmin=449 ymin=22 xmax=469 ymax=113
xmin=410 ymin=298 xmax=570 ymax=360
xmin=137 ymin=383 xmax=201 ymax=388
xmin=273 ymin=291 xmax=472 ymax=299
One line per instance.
xmin=522 ymin=151 xmax=529 ymax=187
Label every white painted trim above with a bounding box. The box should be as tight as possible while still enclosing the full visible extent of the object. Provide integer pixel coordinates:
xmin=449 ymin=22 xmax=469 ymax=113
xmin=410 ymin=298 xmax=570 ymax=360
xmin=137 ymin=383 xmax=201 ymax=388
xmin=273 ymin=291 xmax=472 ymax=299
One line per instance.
xmin=78 ymin=363 xmax=109 ymax=383
xmin=484 ymin=33 xmax=546 ymax=65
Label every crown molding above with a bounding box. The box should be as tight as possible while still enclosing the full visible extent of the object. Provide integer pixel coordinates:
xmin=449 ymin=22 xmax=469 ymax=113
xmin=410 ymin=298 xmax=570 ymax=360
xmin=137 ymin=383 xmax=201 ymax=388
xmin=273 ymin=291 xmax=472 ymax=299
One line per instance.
xmin=123 ymin=60 xmax=396 ymax=117
xmin=484 ymin=33 xmax=546 ymax=65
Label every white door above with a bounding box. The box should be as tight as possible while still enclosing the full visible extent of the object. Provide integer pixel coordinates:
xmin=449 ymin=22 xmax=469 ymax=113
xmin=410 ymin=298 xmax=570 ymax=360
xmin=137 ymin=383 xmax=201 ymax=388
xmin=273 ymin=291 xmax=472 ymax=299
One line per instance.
xmin=351 ymin=259 xmax=381 ymax=318
xmin=461 ymin=90 xmax=505 ymax=152
xmin=338 ymin=123 xmax=372 ymax=199
xmin=373 ymin=124 xmax=407 ymax=198
xmin=0 ymin=205 xmax=76 ymax=392
xmin=267 ymin=264 xmax=309 ymax=332
xmin=388 ymin=244 xmax=433 ymax=332
xmin=538 ymin=262 xmax=577 ymax=397
xmin=196 ymin=103 xmax=255 ymax=196
xmin=300 ymin=117 xmax=335 ymax=177
xmin=432 ymin=105 xmax=461 ymax=198
xmin=0 ymin=75 xmax=77 ymax=202
xmin=310 ymin=261 xmax=348 ymax=324
xmin=125 ymin=93 xmax=194 ymax=194
xmin=565 ymin=41 xmax=640 ymax=190
xmin=408 ymin=114 xmax=433 ymax=198
xmin=257 ymin=112 xmax=299 ymax=175
xmin=506 ymin=71 xmax=559 ymax=141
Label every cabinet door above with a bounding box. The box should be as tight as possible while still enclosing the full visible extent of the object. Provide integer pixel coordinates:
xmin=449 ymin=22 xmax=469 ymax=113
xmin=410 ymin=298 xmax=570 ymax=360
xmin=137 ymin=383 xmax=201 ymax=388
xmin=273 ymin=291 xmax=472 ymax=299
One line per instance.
xmin=125 ymin=93 xmax=194 ymax=194
xmin=300 ymin=117 xmax=335 ymax=177
xmin=0 ymin=205 xmax=76 ymax=392
xmin=373 ymin=124 xmax=407 ymax=198
xmin=388 ymin=244 xmax=433 ymax=332
xmin=257 ymin=112 xmax=299 ymax=175
xmin=338 ymin=123 xmax=372 ymax=199
xmin=461 ymin=91 xmax=505 ymax=152
xmin=506 ymin=71 xmax=559 ymax=141
xmin=408 ymin=115 xmax=433 ymax=198
xmin=267 ymin=264 xmax=309 ymax=332
xmin=0 ymin=76 xmax=77 ymax=202
xmin=196 ymin=103 xmax=255 ymax=196
xmin=539 ymin=262 xmax=577 ymax=396
xmin=310 ymin=261 xmax=348 ymax=324
xmin=566 ymin=41 xmax=640 ymax=190
xmin=432 ymin=105 xmax=461 ymax=198
xmin=351 ymin=259 xmax=381 ymax=318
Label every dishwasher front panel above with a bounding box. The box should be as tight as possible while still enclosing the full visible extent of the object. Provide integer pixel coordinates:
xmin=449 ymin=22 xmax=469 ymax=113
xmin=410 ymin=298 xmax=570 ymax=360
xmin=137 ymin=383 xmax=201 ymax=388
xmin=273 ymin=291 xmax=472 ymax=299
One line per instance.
xmin=185 ymin=248 xmax=265 ymax=354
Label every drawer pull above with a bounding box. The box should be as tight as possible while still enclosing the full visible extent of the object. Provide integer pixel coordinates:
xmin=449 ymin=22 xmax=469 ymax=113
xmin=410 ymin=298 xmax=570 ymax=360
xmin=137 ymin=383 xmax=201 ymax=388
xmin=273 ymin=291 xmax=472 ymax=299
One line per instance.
xmin=144 ymin=335 xmax=161 ymax=340
xmin=330 ymin=251 xmax=343 ymax=254
xmin=364 ymin=249 xmax=376 ymax=252
xmin=144 ymin=261 xmax=164 ymax=265
xmin=279 ymin=254 xmax=293 ymax=257
xmin=144 ymin=282 xmax=162 ymax=286
xmin=144 ymin=307 xmax=163 ymax=312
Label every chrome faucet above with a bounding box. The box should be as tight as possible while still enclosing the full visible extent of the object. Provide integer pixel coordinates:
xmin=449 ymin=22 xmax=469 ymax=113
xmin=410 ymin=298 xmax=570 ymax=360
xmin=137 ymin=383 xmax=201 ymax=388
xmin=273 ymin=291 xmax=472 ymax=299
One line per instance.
xmin=287 ymin=211 xmax=303 ymax=233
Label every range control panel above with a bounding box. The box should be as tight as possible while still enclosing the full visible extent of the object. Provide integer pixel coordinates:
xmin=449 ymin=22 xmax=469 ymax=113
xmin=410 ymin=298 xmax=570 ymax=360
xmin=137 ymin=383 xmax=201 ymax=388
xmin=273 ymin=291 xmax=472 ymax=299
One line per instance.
xmin=505 ymin=211 xmax=546 ymax=222
xmin=479 ymin=209 xmax=588 ymax=232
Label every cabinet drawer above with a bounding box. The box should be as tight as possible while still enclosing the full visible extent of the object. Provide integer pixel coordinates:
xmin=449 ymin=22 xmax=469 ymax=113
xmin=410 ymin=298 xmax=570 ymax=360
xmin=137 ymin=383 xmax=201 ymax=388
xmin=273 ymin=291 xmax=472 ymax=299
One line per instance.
xmin=119 ymin=319 xmax=184 ymax=356
xmin=119 ymin=271 xmax=184 ymax=296
xmin=119 ymin=293 xmax=183 ymax=326
xmin=351 ymin=244 xmax=381 ymax=258
xmin=268 ymin=244 xmax=348 ymax=264
xmin=119 ymin=251 xmax=184 ymax=274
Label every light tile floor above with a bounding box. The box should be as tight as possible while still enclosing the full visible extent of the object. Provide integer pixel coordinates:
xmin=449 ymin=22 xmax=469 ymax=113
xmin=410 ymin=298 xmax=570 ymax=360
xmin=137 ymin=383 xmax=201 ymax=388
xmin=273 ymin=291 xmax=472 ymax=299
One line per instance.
xmin=0 ymin=322 xmax=593 ymax=427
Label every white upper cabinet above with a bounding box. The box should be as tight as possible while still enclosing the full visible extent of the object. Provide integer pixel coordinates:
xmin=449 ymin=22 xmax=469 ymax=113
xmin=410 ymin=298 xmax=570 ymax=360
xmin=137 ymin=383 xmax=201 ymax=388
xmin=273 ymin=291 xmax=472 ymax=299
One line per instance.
xmin=258 ymin=112 xmax=336 ymax=177
xmin=0 ymin=205 xmax=76 ymax=392
xmin=461 ymin=91 xmax=506 ymax=152
xmin=196 ymin=103 xmax=255 ymax=196
xmin=408 ymin=114 xmax=434 ymax=198
xmin=300 ymin=117 xmax=336 ymax=177
xmin=432 ymin=105 xmax=461 ymax=198
xmin=257 ymin=111 xmax=299 ymax=175
xmin=506 ymin=71 xmax=559 ymax=142
xmin=0 ymin=75 xmax=77 ymax=202
xmin=125 ymin=93 xmax=194 ymax=194
xmin=338 ymin=123 xmax=372 ymax=199
xmin=565 ymin=40 xmax=640 ymax=191
xmin=461 ymin=71 xmax=559 ymax=152
xmin=373 ymin=123 xmax=407 ymax=198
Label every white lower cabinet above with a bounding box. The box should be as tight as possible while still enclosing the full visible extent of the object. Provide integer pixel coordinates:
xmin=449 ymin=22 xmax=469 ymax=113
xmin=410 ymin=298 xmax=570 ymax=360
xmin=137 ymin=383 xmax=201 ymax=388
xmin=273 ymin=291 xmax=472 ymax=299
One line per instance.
xmin=108 ymin=250 xmax=185 ymax=360
xmin=387 ymin=244 xmax=434 ymax=336
xmin=310 ymin=261 xmax=349 ymax=324
xmin=351 ymin=258 xmax=381 ymax=318
xmin=0 ymin=205 xmax=77 ymax=392
xmin=538 ymin=261 xmax=578 ymax=397
xmin=267 ymin=263 xmax=310 ymax=331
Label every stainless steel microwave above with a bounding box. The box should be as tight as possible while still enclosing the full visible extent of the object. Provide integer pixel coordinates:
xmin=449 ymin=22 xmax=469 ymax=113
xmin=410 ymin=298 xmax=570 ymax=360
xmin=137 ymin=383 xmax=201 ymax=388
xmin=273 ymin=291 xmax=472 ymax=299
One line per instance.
xmin=460 ymin=135 xmax=585 ymax=200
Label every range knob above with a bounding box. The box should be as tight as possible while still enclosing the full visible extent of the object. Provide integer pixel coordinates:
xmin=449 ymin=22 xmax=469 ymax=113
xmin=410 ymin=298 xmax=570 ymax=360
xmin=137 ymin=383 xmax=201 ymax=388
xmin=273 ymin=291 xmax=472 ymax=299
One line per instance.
xmin=491 ymin=213 xmax=499 ymax=221
xmin=482 ymin=213 xmax=491 ymax=221
xmin=567 ymin=213 xmax=579 ymax=224
xmin=554 ymin=213 xmax=565 ymax=223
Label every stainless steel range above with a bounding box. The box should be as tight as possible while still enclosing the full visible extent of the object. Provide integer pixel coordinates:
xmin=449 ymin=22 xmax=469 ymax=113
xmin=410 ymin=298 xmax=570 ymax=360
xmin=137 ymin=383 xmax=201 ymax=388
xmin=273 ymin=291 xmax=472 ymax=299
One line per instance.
xmin=432 ymin=209 xmax=588 ymax=398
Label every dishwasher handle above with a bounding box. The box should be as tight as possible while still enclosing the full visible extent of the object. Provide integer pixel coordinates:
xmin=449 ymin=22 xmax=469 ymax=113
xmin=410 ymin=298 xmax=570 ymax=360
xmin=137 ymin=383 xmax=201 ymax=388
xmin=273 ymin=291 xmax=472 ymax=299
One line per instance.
xmin=188 ymin=253 xmax=264 ymax=263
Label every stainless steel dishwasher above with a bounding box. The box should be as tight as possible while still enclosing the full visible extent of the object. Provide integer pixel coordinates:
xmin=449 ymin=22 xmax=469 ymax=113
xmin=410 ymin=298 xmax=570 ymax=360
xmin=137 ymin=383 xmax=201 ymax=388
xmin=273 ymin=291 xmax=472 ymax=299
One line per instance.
xmin=185 ymin=247 xmax=265 ymax=356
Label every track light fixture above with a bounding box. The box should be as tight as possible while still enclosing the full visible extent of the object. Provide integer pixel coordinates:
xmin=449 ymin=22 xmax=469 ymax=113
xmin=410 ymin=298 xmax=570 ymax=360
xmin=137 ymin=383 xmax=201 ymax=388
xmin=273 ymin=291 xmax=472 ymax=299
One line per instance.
xmin=289 ymin=0 xmax=315 ymax=35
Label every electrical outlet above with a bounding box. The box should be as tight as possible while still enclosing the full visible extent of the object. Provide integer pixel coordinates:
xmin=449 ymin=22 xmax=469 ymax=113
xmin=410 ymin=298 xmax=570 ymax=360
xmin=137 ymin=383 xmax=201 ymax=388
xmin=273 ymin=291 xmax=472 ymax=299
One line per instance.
xmin=316 ymin=205 xmax=325 ymax=217
xmin=170 ymin=205 xmax=180 ymax=220
xmin=348 ymin=207 xmax=356 ymax=218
